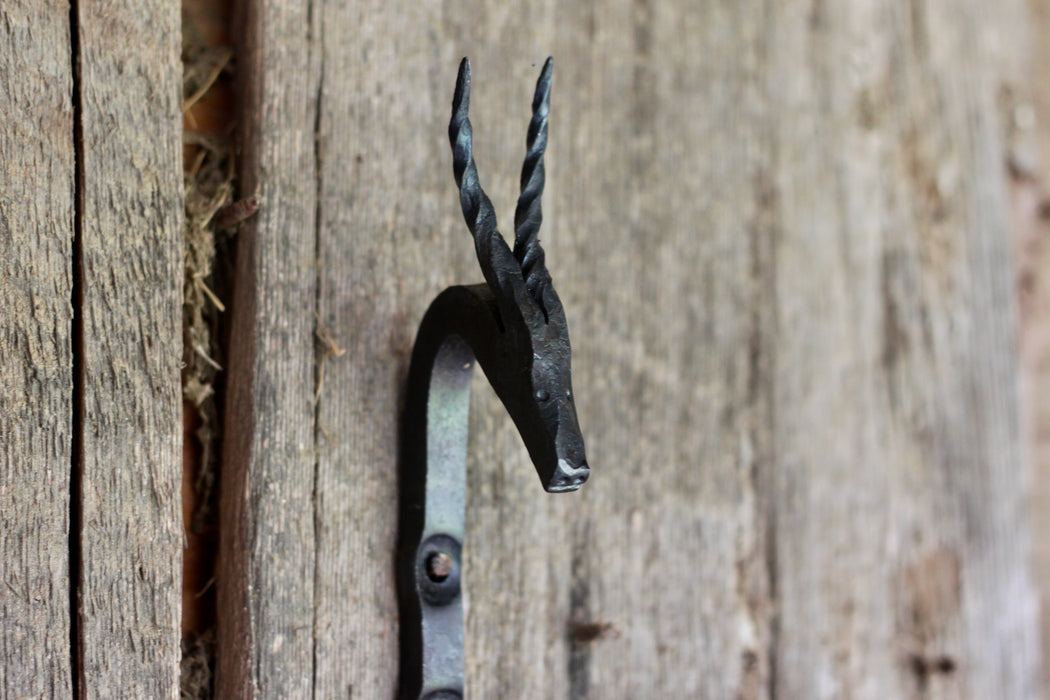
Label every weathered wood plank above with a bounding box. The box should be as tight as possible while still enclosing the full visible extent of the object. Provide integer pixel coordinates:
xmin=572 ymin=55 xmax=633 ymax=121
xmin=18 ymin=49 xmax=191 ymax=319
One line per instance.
xmin=76 ymin=1 xmax=184 ymax=696
xmin=311 ymin=4 xmax=455 ymax=696
xmin=1020 ymin=0 xmax=1050 ymax=691
xmin=768 ymin=1 xmax=1038 ymax=697
xmin=310 ymin=2 xmax=773 ymax=697
xmin=460 ymin=5 xmax=776 ymax=696
xmin=0 ymin=2 xmax=75 ymax=696
xmin=216 ymin=0 xmax=320 ymax=697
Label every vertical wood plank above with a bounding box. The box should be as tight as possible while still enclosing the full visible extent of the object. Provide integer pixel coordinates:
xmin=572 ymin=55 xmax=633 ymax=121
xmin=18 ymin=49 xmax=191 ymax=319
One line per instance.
xmin=0 ymin=2 xmax=75 ymax=696
xmin=768 ymin=1 xmax=1039 ymax=697
xmin=310 ymin=2 xmax=774 ymax=697
xmin=75 ymin=0 xmax=184 ymax=696
xmin=216 ymin=0 xmax=320 ymax=697
xmin=532 ymin=4 xmax=777 ymax=695
xmin=311 ymin=3 xmax=450 ymax=695
xmin=1020 ymin=0 xmax=1050 ymax=691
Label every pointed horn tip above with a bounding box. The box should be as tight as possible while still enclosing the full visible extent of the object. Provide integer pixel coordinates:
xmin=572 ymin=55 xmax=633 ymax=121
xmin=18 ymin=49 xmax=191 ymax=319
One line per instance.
xmin=452 ymin=58 xmax=472 ymax=110
xmin=454 ymin=58 xmax=471 ymax=93
xmin=540 ymin=57 xmax=553 ymax=82
xmin=535 ymin=58 xmax=553 ymax=98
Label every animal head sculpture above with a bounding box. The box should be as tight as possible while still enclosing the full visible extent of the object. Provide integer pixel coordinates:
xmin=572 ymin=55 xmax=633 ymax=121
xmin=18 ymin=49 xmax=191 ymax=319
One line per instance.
xmin=449 ymin=57 xmax=588 ymax=492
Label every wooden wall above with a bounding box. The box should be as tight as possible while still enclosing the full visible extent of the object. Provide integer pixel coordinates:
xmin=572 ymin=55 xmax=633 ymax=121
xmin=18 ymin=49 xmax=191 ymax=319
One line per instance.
xmin=1 ymin=0 xmax=1043 ymax=698
xmin=1 ymin=0 xmax=184 ymax=697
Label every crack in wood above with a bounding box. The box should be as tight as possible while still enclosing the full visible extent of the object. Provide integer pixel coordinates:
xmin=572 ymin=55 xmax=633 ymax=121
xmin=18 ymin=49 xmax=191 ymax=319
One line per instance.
xmin=69 ymin=1 xmax=84 ymax=695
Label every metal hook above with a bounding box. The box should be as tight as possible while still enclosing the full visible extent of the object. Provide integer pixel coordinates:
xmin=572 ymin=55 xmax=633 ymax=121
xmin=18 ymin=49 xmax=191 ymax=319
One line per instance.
xmin=397 ymin=57 xmax=589 ymax=699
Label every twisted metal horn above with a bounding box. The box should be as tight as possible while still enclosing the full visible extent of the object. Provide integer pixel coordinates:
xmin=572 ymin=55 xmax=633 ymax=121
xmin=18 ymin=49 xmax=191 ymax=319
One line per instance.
xmin=448 ymin=57 xmax=504 ymax=296
xmin=514 ymin=57 xmax=554 ymax=312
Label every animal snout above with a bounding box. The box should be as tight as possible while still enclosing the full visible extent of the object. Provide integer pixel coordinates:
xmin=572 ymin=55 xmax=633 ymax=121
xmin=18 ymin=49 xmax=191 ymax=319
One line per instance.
xmin=548 ymin=459 xmax=590 ymax=492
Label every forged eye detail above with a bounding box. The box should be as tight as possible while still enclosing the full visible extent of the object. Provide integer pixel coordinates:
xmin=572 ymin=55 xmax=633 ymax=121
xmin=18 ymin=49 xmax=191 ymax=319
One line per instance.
xmin=535 ymin=389 xmax=550 ymax=402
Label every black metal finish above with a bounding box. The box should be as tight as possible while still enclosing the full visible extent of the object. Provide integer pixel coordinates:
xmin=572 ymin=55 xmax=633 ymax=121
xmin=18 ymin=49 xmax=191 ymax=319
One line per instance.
xmin=397 ymin=58 xmax=589 ymax=699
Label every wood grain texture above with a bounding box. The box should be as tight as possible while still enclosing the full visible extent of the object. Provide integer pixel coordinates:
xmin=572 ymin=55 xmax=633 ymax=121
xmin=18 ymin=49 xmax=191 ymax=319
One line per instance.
xmin=312 ymin=3 xmax=771 ymax=697
xmin=0 ymin=2 xmax=75 ymax=696
xmin=229 ymin=0 xmax=1040 ymax=697
xmin=216 ymin=0 xmax=320 ymax=697
xmin=768 ymin=2 xmax=1038 ymax=697
xmin=76 ymin=1 xmax=184 ymax=696
xmin=1020 ymin=0 xmax=1050 ymax=692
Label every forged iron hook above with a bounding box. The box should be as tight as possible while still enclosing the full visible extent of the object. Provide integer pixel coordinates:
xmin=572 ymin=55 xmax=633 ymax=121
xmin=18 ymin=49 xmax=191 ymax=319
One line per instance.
xmin=397 ymin=57 xmax=589 ymax=699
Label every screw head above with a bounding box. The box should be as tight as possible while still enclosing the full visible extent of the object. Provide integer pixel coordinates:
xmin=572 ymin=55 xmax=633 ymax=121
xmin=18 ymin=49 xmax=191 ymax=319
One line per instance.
xmin=417 ymin=534 xmax=461 ymax=605
xmin=426 ymin=552 xmax=454 ymax=582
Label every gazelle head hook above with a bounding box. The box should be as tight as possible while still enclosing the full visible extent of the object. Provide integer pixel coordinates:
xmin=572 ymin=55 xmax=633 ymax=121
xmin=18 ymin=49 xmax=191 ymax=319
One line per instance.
xmin=399 ymin=58 xmax=589 ymax=700
xmin=449 ymin=57 xmax=589 ymax=492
